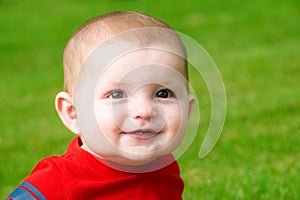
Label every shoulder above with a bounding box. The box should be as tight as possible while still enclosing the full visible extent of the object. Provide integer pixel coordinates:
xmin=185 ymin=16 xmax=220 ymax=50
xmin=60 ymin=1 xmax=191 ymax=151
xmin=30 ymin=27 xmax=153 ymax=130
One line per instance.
xmin=7 ymin=156 xmax=70 ymax=199
xmin=28 ymin=156 xmax=66 ymax=180
xmin=6 ymin=138 xmax=82 ymax=199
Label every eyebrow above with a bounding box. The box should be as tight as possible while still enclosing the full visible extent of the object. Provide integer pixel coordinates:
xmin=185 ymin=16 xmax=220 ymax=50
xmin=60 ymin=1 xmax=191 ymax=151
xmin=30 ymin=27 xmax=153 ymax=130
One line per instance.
xmin=97 ymin=81 xmax=130 ymax=89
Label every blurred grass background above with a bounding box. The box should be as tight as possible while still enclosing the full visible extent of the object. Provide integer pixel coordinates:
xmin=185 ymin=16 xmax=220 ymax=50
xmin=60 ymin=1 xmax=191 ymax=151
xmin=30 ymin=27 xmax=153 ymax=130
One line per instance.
xmin=1 ymin=0 xmax=299 ymax=199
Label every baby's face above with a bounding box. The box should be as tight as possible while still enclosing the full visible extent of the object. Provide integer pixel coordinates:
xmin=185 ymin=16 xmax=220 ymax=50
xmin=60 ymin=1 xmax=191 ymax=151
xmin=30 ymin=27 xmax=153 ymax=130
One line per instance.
xmin=79 ymin=48 xmax=194 ymax=166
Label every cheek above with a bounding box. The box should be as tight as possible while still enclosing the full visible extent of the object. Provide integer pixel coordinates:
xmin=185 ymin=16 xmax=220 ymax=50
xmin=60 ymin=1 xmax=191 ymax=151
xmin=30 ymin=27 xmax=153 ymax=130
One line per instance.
xmin=164 ymin=105 xmax=182 ymax=129
xmin=165 ymin=103 xmax=189 ymax=133
xmin=94 ymin=104 xmax=118 ymax=134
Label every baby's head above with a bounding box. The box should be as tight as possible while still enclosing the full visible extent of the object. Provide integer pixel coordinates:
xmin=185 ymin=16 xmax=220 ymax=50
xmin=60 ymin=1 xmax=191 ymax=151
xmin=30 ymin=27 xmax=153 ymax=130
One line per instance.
xmin=63 ymin=11 xmax=187 ymax=95
xmin=56 ymin=11 xmax=195 ymax=169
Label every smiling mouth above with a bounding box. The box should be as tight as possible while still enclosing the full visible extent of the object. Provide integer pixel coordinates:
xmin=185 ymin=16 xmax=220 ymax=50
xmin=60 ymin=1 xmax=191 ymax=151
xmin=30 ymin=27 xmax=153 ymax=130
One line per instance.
xmin=124 ymin=130 xmax=159 ymax=139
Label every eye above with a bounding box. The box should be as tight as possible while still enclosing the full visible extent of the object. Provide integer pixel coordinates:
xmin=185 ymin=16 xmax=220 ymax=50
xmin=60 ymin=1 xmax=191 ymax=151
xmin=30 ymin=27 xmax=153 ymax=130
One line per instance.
xmin=108 ymin=90 xmax=126 ymax=99
xmin=154 ymin=89 xmax=174 ymax=98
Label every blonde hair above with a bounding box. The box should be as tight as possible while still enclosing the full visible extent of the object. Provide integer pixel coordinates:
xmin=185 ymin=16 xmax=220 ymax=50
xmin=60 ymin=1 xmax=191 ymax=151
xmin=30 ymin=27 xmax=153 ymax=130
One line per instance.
xmin=63 ymin=11 xmax=187 ymax=94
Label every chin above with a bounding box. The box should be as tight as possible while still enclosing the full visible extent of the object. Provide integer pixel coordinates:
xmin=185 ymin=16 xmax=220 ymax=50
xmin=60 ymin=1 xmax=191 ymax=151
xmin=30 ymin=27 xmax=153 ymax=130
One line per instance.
xmin=120 ymin=152 xmax=159 ymax=166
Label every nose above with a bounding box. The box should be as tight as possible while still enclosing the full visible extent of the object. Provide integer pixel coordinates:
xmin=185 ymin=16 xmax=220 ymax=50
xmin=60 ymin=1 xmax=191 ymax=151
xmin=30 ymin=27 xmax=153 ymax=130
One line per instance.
xmin=128 ymin=94 xmax=156 ymax=122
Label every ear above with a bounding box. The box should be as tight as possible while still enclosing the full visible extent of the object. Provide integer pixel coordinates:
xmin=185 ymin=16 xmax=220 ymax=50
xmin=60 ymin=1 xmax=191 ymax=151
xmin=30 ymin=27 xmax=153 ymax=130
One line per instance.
xmin=55 ymin=91 xmax=80 ymax=134
xmin=188 ymin=94 xmax=196 ymax=117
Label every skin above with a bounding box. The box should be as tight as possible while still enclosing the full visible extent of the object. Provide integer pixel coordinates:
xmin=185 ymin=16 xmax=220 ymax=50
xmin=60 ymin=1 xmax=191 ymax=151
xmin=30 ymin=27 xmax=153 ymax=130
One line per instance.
xmin=56 ymin=47 xmax=195 ymax=166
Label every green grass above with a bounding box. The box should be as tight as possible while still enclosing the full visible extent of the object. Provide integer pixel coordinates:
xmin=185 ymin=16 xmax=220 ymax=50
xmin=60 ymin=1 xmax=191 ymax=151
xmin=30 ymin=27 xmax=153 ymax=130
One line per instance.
xmin=1 ymin=0 xmax=299 ymax=199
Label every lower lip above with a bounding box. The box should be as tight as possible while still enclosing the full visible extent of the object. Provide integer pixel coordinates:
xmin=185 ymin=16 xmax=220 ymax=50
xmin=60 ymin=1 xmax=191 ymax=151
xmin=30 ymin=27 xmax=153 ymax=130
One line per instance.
xmin=123 ymin=132 xmax=158 ymax=139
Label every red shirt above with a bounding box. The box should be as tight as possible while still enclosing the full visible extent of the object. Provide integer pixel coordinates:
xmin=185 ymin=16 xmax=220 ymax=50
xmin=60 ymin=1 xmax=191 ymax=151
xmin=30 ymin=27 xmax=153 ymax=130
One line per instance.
xmin=7 ymin=137 xmax=184 ymax=199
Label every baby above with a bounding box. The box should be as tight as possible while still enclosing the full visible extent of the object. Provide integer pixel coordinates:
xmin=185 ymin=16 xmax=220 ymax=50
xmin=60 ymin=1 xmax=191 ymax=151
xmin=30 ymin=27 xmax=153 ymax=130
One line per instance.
xmin=7 ymin=11 xmax=195 ymax=199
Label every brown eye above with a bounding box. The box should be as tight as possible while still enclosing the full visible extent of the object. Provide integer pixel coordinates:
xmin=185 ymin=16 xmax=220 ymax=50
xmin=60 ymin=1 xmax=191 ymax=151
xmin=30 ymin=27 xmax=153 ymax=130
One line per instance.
xmin=108 ymin=90 xmax=125 ymax=99
xmin=155 ymin=89 xmax=174 ymax=98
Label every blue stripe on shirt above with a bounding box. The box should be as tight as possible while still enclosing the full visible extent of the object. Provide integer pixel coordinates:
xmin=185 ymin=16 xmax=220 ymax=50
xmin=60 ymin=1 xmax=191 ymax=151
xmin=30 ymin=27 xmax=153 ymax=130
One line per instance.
xmin=6 ymin=182 xmax=46 ymax=200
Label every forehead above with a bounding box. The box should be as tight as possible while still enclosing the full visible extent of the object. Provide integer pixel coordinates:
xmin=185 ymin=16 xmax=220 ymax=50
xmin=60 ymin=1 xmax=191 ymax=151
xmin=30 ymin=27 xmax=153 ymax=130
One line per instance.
xmin=102 ymin=48 xmax=186 ymax=80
